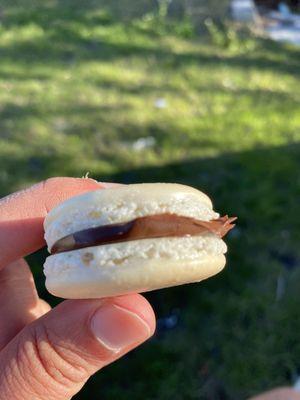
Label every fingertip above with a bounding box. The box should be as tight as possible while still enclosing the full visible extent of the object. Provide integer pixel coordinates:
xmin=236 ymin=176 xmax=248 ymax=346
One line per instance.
xmin=43 ymin=177 xmax=101 ymax=197
xmin=43 ymin=178 xmax=123 ymax=210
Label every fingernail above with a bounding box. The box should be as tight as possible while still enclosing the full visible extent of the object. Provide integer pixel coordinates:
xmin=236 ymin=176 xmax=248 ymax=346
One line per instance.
xmin=90 ymin=303 xmax=151 ymax=353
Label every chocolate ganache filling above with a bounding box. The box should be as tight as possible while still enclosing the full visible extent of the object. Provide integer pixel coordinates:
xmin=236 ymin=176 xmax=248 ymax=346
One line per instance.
xmin=51 ymin=214 xmax=236 ymax=254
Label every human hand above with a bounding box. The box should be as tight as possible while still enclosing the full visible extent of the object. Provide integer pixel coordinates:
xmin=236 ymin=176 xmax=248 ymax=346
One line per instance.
xmin=248 ymin=387 xmax=300 ymax=400
xmin=0 ymin=178 xmax=156 ymax=400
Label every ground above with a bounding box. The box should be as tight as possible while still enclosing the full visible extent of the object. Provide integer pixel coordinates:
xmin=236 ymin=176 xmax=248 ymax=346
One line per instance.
xmin=0 ymin=1 xmax=300 ymax=399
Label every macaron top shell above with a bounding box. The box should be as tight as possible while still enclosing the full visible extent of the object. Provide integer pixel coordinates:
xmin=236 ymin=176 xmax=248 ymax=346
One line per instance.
xmin=44 ymin=183 xmax=219 ymax=251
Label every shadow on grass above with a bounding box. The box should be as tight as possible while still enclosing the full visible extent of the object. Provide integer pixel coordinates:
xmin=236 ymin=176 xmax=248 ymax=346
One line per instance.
xmin=103 ymin=142 xmax=300 ymax=231
xmin=18 ymin=142 xmax=300 ymax=399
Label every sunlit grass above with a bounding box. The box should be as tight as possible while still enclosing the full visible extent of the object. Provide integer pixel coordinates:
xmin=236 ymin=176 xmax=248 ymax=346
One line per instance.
xmin=1 ymin=8 xmax=299 ymax=192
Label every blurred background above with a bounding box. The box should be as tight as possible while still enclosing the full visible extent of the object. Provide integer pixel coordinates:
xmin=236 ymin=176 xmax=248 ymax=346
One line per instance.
xmin=1 ymin=0 xmax=300 ymax=399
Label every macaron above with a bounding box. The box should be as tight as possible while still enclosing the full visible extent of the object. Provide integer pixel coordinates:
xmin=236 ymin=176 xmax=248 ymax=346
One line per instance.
xmin=43 ymin=183 xmax=235 ymax=299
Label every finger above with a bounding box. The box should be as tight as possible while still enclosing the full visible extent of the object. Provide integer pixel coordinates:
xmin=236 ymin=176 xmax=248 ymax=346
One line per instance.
xmin=0 ymin=259 xmax=51 ymax=351
xmin=0 ymin=177 xmax=102 ymax=268
xmin=0 ymin=294 xmax=156 ymax=400
xmin=33 ymin=299 xmax=52 ymax=317
xmin=249 ymin=387 xmax=300 ymax=400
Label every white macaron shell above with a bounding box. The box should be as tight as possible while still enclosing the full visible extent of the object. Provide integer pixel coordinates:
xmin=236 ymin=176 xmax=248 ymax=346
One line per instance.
xmin=45 ymin=256 xmax=226 ymax=299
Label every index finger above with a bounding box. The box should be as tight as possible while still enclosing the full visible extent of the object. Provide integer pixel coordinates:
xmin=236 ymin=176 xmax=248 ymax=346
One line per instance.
xmin=0 ymin=177 xmax=102 ymax=268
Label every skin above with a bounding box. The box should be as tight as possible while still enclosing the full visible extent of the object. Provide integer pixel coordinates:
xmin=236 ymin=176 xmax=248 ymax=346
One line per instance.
xmin=0 ymin=177 xmax=156 ymax=400
xmin=0 ymin=177 xmax=298 ymax=399
xmin=249 ymin=388 xmax=300 ymax=400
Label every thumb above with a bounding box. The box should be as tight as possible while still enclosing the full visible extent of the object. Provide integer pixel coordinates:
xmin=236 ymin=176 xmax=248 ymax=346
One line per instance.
xmin=0 ymin=294 xmax=155 ymax=400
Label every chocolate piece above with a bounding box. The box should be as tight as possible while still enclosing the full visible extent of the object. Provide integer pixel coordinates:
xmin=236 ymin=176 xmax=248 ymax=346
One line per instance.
xmin=51 ymin=214 xmax=236 ymax=254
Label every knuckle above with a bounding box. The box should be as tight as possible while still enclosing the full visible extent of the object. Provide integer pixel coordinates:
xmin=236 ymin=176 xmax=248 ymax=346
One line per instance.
xmin=32 ymin=323 xmax=90 ymax=386
xmin=16 ymin=323 xmax=91 ymax=395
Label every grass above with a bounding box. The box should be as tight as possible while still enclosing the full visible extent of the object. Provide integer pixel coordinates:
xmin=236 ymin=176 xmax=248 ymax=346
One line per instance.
xmin=1 ymin=1 xmax=300 ymax=399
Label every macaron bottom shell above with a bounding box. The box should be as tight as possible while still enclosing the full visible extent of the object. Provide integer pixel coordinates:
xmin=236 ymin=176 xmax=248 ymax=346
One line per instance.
xmin=45 ymin=254 xmax=226 ymax=299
